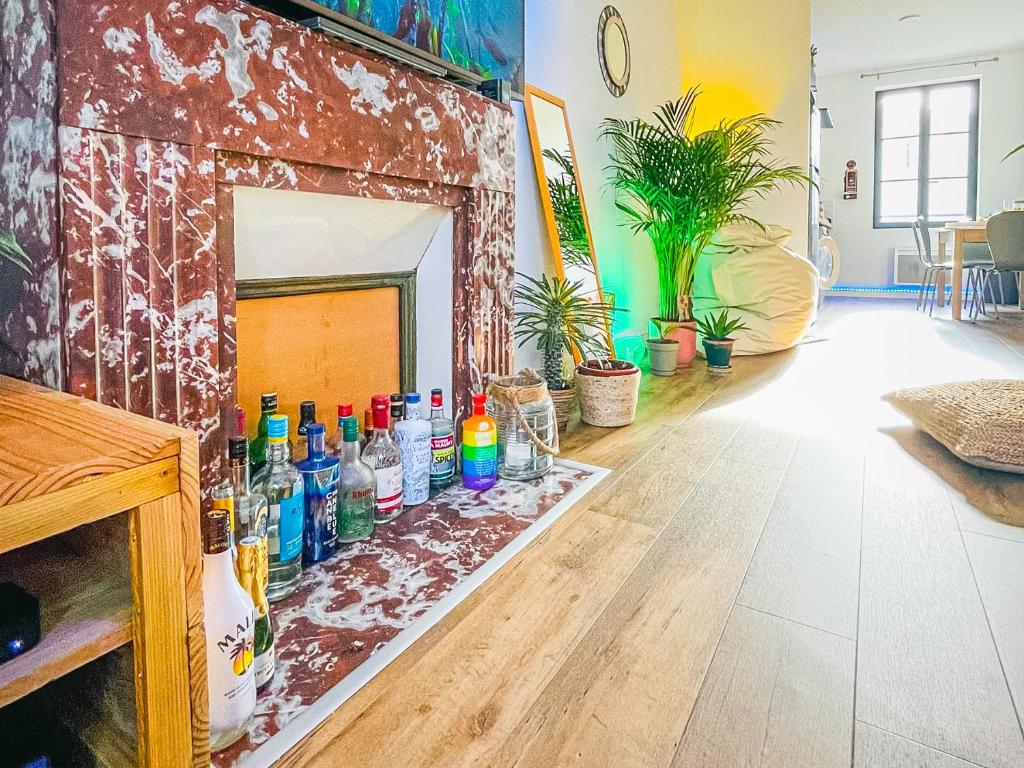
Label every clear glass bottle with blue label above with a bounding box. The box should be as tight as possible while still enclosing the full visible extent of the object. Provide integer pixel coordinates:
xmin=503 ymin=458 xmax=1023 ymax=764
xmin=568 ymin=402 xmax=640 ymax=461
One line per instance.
xmin=296 ymin=422 xmax=339 ymax=564
xmin=394 ymin=393 xmax=432 ymax=506
xmin=254 ymin=414 xmax=304 ymax=601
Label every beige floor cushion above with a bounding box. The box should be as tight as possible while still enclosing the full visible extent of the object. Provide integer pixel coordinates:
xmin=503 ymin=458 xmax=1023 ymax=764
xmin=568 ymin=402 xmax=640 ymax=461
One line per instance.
xmin=884 ymin=380 xmax=1024 ymax=473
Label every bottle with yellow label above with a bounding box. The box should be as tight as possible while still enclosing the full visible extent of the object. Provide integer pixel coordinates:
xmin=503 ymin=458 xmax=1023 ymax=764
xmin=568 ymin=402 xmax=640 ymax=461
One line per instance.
xmin=236 ymin=536 xmax=275 ymax=691
xmin=462 ymin=392 xmax=498 ymax=491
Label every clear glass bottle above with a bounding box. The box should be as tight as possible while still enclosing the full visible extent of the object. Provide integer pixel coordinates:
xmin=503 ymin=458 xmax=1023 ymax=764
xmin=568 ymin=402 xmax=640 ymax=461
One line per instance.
xmin=296 ymin=423 xmax=339 ymax=564
xmin=362 ymin=394 xmax=404 ymax=523
xmin=327 ymin=403 xmax=365 ymax=457
xmin=202 ymin=509 xmax=256 ymax=752
xmin=394 ymin=393 xmax=431 ymax=506
xmin=236 ymin=535 xmax=275 ymax=691
xmin=428 ymin=388 xmax=456 ymax=489
xmin=292 ymin=400 xmax=316 ymax=463
xmin=249 ymin=392 xmax=277 ymax=475
xmin=254 ymin=414 xmax=304 ymax=601
xmin=227 ymin=437 xmax=268 ymax=544
xmin=336 ymin=416 xmax=376 ymax=544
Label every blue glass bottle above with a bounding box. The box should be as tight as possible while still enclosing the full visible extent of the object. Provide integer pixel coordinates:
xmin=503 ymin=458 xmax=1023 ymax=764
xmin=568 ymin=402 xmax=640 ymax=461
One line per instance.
xmin=296 ymin=423 xmax=340 ymax=564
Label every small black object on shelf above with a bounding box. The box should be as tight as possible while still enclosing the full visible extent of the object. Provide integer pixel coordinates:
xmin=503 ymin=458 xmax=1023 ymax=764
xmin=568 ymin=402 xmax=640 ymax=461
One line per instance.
xmin=0 ymin=583 xmax=40 ymax=664
xmin=480 ymin=79 xmax=512 ymax=105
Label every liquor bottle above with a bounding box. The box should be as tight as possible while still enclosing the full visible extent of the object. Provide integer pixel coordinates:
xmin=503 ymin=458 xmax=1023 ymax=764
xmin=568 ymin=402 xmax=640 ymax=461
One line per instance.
xmin=462 ymin=392 xmax=498 ymax=491
xmin=389 ymin=393 xmax=404 ymax=437
xmin=394 ymin=393 xmax=431 ymax=506
xmin=362 ymin=394 xmax=404 ymax=523
xmin=250 ymin=392 xmax=277 ymax=474
xmin=210 ymin=480 xmax=236 ymax=555
xmin=292 ymin=400 xmax=316 ymax=463
xmin=202 ymin=509 xmax=256 ymax=751
xmin=254 ymin=415 xmax=305 ymax=601
xmin=327 ymin=403 xmax=365 ymax=456
xmin=336 ymin=416 xmax=375 ymax=544
xmin=364 ymin=408 xmax=374 ymax=444
xmin=428 ymin=388 xmax=456 ymax=489
xmin=227 ymin=437 xmax=268 ymax=544
xmin=235 ymin=405 xmax=246 ymax=439
xmin=236 ymin=535 xmax=275 ymax=691
xmin=296 ymin=423 xmax=339 ymax=564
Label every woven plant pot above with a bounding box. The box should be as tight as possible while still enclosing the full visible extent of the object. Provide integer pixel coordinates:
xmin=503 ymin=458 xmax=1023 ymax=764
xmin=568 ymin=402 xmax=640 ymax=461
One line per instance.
xmin=576 ymin=360 xmax=641 ymax=427
xmin=549 ymin=384 xmax=576 ymax=433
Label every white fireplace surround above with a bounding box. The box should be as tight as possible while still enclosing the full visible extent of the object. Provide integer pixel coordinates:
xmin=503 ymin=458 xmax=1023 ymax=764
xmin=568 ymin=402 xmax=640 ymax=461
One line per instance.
xmin=232 ymin=186 xmax=454 ymax=400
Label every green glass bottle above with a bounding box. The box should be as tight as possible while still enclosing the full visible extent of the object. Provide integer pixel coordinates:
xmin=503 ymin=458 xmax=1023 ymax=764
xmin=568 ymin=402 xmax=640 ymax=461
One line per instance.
xmin=337 ymin=416 xmax=375 ymax=544
xmin=249 ymin=392 xmax=278 ymax=474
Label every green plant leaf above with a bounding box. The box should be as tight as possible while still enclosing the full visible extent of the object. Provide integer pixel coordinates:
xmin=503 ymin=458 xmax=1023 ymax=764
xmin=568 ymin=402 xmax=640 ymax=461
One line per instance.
xmin=0 ymin=233 xmax=31 ymax=274
xmin=1004 ymin=143 xmax=1024 ymax=161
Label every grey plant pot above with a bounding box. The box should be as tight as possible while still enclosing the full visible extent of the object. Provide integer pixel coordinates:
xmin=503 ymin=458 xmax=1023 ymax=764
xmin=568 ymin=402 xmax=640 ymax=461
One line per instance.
xmin=646 ymin=338 xmax=681 ymax=376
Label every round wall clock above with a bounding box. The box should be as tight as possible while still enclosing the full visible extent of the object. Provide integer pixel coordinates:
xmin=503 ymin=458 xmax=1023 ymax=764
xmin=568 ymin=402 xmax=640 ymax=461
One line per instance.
xmin=598 ymin=6 xmax=631 ymax=97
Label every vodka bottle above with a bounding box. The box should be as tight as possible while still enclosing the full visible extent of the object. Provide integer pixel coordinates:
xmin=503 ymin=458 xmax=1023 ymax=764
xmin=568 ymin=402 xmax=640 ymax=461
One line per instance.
xmin=202 ymin=509 xmax=256 ymax=751
xmin=327 ymin=403 xmax=365 ymax=457
xmin=336 ymin=416 xmax=375 ymax=544
xmin=428 ymin=388 xmax=456 ymax=489
xmin=292 ymin=400 xmax=316 ymax=463
xmin=254 ymin=415 xmax=304 ymax=600
xmin=236 ymin=535 xmax=275 ymax=691
xmin=296 ymin=423 xmax=340 ymax=564
xmin=395 ymin=393 xmax=431 ymax=506
xmin=227 ymin=437 xmax=268 ymax=544
xmin=362 ymin=395 xmax=404 ymax=523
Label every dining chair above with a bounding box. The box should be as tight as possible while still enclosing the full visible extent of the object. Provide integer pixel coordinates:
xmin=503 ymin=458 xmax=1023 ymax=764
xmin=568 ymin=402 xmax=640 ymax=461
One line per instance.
xmin=980 ymin=211 xmax=1024 ymax=319
xmin=912 ymin=217 xmax=953 ymax=315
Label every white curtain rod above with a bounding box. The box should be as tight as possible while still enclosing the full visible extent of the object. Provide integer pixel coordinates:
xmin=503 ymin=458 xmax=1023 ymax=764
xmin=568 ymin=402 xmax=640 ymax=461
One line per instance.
xmin=860 ymin=56 xmax=999 ymax=80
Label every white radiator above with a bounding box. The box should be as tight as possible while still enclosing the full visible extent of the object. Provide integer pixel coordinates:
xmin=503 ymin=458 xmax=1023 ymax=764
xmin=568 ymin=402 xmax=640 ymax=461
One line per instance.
xmin=893 ymin=247 xmax=932 ymax=286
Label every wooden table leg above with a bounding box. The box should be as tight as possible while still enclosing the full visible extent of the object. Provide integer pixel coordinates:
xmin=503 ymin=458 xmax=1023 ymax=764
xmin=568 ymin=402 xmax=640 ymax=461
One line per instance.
xmin=952 ymin=231 xmax=964 ymax=320
xmin=130 ymin=493 xmax=194 ymax=767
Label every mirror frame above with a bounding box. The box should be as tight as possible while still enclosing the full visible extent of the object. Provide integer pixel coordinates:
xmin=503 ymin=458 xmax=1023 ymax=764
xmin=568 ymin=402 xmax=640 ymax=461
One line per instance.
xmin=523 ymin=83 xmax=615 ymax=360
xmin=598 ymin=6 xmax=631 ymax=97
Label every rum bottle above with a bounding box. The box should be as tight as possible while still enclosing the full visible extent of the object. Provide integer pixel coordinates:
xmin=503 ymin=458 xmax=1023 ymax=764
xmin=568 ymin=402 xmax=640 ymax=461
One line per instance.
xmin=462 ymin=392 xmax=498 ymax=491
xmin=362 ymin=394 xmax=404 ymax=523
xmin=254 ymin=414 xmax=304 ymax=600
xmin=292 ymin=400 xmax=316 ymax=463
xmin=296 ymin=423 xmax=339 ymax=563
xmin=236 ymin=535 xmax=275 ymax=691
xmin=249 ymin=392 xmax=277 ymax=474
xmin=428 ymin=388 xmax=456 ymax=489
xmin=202 ymin=509 xmax=256 ymax=751
xmin=336 ymin=416 xmax=375 ymax=544
xmin=394 ymin=393 xmax=431 ymax=506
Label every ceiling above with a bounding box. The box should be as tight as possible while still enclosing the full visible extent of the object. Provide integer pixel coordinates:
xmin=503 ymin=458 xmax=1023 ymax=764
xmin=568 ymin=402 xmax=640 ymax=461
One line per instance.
xmin=813 ymin=0 xmax=1024 ymax=75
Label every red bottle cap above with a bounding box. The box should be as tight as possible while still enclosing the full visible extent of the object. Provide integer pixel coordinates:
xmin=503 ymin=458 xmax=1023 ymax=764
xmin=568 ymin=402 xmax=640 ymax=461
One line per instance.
xmin=372 ymin=397 xmax=390 ymax=429
xmin=338 ymin=403 xmax=353 ymax=418
xmin=431 ymin=389 xmax=443 ymax=408
xmin=472 ymin=392 xmax=487 ymax=415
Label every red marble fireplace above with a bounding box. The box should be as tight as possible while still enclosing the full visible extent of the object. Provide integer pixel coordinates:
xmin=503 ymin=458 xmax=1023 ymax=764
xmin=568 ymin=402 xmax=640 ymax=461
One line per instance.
xmin=1 ymin=0 xmax=515 ymax=489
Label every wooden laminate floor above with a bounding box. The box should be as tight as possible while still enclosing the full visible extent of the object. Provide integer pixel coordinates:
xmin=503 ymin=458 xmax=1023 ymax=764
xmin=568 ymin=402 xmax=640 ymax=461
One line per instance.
xmin=282 ymin=299 xmax=1024 ymax=768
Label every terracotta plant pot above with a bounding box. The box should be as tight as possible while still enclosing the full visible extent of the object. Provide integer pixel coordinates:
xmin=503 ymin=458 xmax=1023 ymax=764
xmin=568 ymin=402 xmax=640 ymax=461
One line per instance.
xmin=646 ymin=337 xmax=680 ymax=376
xmin=548 ymin=384 xmax=577 ymax=433
xmin=650 ymin=317 xmax=698 ymax=368
xmin=575 ymin=360 xmax=642 ymax=427
xmin=702 ymin=338 xmax=736 ymax=370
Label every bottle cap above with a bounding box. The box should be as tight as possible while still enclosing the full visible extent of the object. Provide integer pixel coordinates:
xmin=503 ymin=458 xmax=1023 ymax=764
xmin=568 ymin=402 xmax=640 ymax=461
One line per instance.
xmin=307 ymin=422 xmax=326 ymax=437
xmin=372 ymin=398 xmax=391 ymax=429
xmin=405 ymin=392 xmax=421 ymax=405
xmin=260 ymin=392 xmax=278 ymax=411
xmin=472 ymin=392 xmax=487 ymax=406
xmin=299 ymin=400 xmax=316 ymax=421
xmin=338 ymin=403 xmax=353 ymax=418
xmin=268 ymin=414 xmax=289 ymax=442
xmin=235 ymin=405 xmax=246 ymax=437
xmin=343 ymin=416 xmax=360 ymax=442
xmin=390 ymin=393 xmax=403 ymax=403
xmin=431 ymin=388 xmax=443 ymax=407
xmin=228 ymin=436 xmax=248 ymax=460
xmin=371 ymin=393 xmax=391 ymax=407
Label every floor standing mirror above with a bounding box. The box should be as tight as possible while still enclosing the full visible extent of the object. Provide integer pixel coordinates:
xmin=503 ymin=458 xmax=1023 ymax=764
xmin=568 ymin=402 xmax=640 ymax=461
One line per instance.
xmin=524 ymin=84 xmax=616 ymax=358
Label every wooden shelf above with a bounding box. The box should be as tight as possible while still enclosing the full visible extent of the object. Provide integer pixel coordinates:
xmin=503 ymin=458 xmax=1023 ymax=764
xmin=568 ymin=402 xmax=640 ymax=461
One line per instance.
xmin=0 ymin=533 xmax=132 ymax=708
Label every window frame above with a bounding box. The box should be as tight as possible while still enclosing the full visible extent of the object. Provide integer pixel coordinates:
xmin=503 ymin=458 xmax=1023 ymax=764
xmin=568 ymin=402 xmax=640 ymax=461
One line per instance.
xmin=872 ymin=79 xmax=980 ymax=229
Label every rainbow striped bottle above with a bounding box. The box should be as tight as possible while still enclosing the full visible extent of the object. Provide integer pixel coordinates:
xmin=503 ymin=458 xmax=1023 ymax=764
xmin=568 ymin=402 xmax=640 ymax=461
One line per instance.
xmin=462 ymin=392 xmax=498 ymax=491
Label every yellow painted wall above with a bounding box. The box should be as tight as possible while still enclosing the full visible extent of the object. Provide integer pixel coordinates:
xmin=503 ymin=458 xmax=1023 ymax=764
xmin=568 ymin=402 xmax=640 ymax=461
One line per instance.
xmin=676 ymin=0 xmax=812 ymax=256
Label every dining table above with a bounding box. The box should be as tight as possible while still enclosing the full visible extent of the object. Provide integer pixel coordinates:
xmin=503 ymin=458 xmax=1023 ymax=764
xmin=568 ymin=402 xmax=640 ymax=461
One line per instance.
xmin=935 ymin=221 xmax=989 ymax=321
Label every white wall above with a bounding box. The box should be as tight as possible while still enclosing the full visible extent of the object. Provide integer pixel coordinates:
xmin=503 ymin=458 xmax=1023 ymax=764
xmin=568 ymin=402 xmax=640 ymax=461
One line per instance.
xmin=514 ymin=0 xmax=684 ymax=367
xmin=817 ymin=50 xmax=1024 ymax=287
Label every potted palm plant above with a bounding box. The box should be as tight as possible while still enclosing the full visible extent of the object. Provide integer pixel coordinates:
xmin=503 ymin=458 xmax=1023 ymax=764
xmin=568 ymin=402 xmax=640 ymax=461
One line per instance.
xmin=696 ymin=309 xmax=748 ymax=371
xmin=514 ymin=273 xmax=617 ymax=432
xmin=601 ymin=88 xmax=808 ymax=368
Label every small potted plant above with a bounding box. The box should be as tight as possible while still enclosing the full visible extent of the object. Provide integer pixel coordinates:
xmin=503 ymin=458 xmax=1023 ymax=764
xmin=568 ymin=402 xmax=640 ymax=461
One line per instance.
xmin=514 ymin=273 xmax=617 ymax=432
xmin=696 ymin=309 xmax=748 ymax=371
xmin=646 ymin=334 xmax=681 ymax=376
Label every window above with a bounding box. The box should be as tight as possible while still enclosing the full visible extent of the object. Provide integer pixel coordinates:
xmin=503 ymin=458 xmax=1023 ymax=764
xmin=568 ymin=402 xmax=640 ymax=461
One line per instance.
xmin=873 ymin=80 xmax=979 ymax=228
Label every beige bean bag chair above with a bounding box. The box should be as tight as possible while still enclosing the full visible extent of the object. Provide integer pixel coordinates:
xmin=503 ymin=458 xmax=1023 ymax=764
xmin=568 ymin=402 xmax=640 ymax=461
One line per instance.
xmin=692 ymin=224 xmax=819 ymax=356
